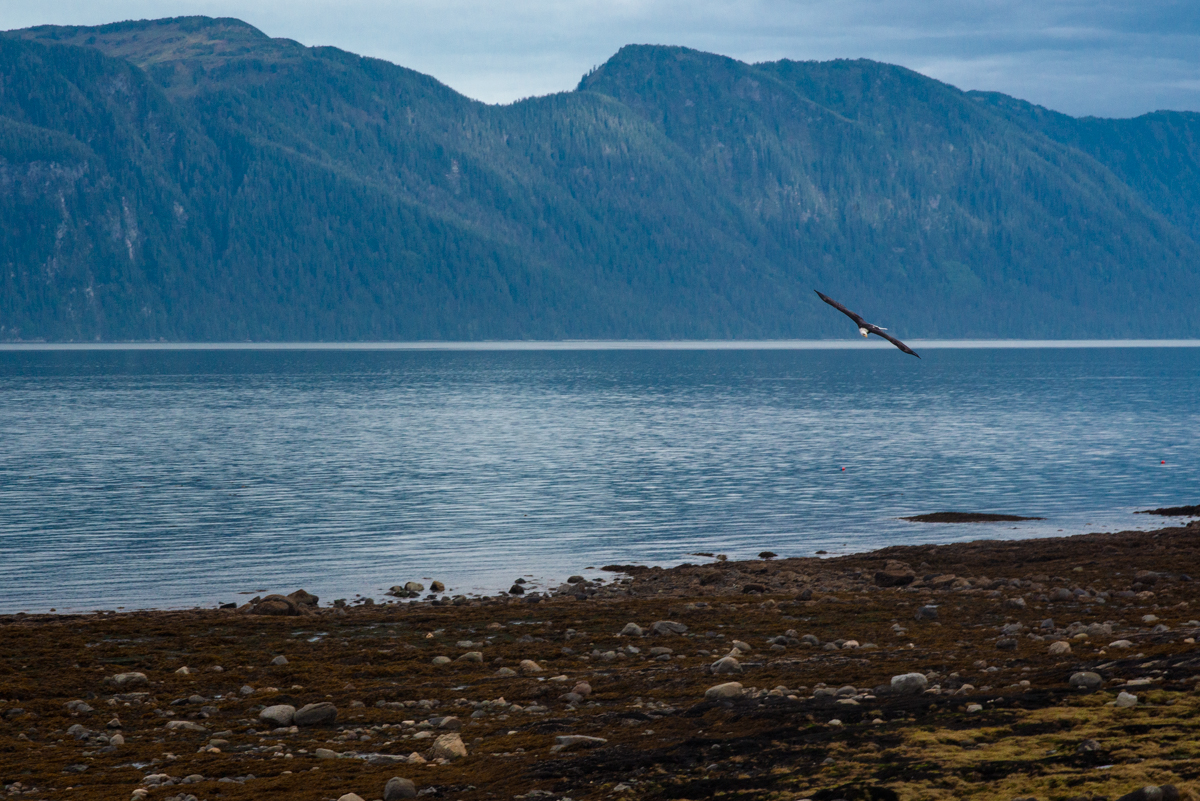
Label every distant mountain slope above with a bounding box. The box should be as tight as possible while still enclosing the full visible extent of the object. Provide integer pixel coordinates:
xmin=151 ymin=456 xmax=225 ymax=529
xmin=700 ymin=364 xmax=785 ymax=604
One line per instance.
xmin=2 ymin=17 xmax=1198 ymax=341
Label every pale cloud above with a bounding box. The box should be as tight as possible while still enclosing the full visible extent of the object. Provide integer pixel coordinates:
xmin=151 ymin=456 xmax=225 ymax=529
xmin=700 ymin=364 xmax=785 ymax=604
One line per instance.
xmin=2 ymin=0 xmax=1198 ymax=116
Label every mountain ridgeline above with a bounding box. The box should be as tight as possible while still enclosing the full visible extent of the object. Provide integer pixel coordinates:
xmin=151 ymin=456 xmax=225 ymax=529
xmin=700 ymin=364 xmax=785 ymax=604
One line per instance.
xmin=2 ymin=17 xmax=1199 ymax=341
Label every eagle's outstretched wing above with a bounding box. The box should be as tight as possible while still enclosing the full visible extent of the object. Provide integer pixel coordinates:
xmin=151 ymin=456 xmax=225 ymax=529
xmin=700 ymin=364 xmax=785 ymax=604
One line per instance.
xmin=814 ymin=290 xmax=867 ymax=328
xmin=865 ymin=324 xmax=920 ymax=358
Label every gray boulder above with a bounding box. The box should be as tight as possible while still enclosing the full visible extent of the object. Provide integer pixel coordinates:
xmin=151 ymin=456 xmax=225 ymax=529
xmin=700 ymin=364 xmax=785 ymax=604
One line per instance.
xmin=913 ymin=605 xmax=938 ymax=621
xmin=874 ymin=560 xmax=915 ymax=587
xmin=109 ymin=672 xmax=148 ymax=688
xmin=1116 ymin=786 xmax=1179 ymax=801
xmin=705 ymin=682 xmax=743 ymax=700
xmin=650 ymin=620 xmax=688 ymax=635
xmin=259 ymin=704 xmax=296 ymax=727
xmin=1069 ymin=671 xmax=1103 ymax=691
xmin=710 ymin=656 xmax=742 ymax=675
xmin=890 ymin=673 xmax=928 ymax=695
xmin=294 ymin=702 xmax=338 ymax=727
xmin=384 ymin=778 xmax=418 ymax=800
xmin=551 ymin=735 xmax=608 ymax=752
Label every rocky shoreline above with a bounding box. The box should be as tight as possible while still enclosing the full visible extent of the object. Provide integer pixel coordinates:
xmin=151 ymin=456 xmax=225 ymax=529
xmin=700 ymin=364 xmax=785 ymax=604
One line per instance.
xmin=3 ymin=520 xmax=1200 ymax=801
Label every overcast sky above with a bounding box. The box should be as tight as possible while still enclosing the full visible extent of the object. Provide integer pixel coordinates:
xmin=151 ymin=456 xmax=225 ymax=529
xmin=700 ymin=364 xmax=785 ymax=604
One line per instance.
xmin=3 ymin=0 xmax=1199 ymax=117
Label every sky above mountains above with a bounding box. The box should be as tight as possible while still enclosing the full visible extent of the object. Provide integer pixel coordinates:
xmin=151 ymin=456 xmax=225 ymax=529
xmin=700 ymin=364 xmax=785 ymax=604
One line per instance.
xmin=2 ymin=0 xmax=1198 ymax=117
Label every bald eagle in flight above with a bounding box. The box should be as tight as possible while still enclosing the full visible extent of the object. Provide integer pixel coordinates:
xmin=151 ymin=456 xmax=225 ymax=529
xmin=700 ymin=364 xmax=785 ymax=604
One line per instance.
xmin=815 ymin=290 xmax=920 ymax=358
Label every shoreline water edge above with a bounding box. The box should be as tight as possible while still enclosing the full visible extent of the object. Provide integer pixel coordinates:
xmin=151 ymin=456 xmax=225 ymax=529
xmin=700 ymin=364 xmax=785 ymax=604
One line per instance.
xmin=3 ymin=519 xmax=1200 ymax=801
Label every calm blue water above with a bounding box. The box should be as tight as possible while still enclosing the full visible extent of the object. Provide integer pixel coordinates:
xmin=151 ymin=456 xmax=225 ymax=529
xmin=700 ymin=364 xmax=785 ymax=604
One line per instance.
xmin=0 ymin=344 xmax=1197 ymax=613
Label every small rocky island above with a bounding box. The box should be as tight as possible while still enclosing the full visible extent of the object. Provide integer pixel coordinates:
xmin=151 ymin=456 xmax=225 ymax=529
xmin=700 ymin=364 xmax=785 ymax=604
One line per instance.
xmin=3 ymin=520 xmax=1200 ymax=801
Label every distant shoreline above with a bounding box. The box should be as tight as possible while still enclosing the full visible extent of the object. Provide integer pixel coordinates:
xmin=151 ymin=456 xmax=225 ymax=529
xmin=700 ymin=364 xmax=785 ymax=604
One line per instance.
xmin=3 ymin=338 xmax=1200 ymax=351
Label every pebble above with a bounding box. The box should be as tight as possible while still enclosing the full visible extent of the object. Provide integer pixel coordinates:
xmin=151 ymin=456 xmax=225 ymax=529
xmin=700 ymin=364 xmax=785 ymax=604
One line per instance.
xmin=432 ymin=656 xmax=451 ymax=665
xmin=495 ymin=667 xmax=517 ymax=677
xmin=315 ymin=748 xmax=339 ymax=759
xmin=270 ymin=655 xmax=288 ymax=666
xmin=1069 ymin=671 xmax=1103 ymax=691
xmin=430 ymin=733 xmax=467 ymax=760
xmin=620 ymin=623 xmax=645 ymax=637
xmin=174 ymin=666 xmax=191 ymax=675
xmin=1109 ymin=639 xmax=1134 ymax=649
xmin=705 ymin=682 xmax=743 ymax=700
xmin=710 ymin=656 xmax=742 ymax=675
xmin=457 ymin=651 xmax=484 ymax=663
xmin=730 ymin=640 xmax=751 ymax=652
xmin=259 ymin=705 xmax=296 ymax=727
xmin=1048 ymin=641 xmax=1072 ymax=655
xmin=551 ymin=735 xmax=608 ymax=752
xmin=966 ymin=704 xmax=983 ymax=713
xmin=890 ymin=673 xmax=928 ymax=695
xmin=384 ymin=777 xmax=418 ymax=800
xmin=294 ymin=702 xmax=338 ymax=727
xmin=164 ymin=720 xmax=207 ymax=732
xmin=650 ymin=620 xmax=688 ymax=635
xmin=109 ymin=672 xmax=149 ymax=688
xmin=368 ymin=754 xmax=406 ymax=766
xmin=1114 ymin=691 xmax=1138 ymax=708
xmin=519 ymin=659 xmax=543 ymax=673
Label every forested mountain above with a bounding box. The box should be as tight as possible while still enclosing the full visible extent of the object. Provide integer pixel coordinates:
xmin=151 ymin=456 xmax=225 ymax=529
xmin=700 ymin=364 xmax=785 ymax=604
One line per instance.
xmin=2 ymin=17 xmax=1199 ymax=341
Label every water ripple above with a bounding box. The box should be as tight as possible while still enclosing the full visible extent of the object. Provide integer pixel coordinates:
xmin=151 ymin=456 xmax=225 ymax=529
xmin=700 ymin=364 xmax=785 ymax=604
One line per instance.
xmin=0 ymin=347 xmax=1196 ymax=612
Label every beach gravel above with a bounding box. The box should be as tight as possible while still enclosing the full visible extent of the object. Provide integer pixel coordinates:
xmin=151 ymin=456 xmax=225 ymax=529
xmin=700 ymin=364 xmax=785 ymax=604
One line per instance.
xmin=6 ymin=520 xmax=1200 ymax=801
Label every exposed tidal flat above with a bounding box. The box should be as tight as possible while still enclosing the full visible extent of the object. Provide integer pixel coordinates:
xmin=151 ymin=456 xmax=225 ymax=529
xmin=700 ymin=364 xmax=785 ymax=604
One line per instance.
xmin=4 ymin=522 xmax=1200 ymax=801
xmin=0 ymin=343 xmax=1198 ymax=614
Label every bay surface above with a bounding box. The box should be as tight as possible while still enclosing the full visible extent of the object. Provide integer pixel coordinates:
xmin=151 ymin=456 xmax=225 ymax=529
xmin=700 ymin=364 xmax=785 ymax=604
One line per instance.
xmin=0 ymin=343 xmax=1196 ymax=613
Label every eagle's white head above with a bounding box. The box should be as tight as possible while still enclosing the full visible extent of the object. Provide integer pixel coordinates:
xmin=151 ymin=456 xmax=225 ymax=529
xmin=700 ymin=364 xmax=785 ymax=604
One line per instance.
xmin=858 ymin=327 xmax=869 ymax=338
